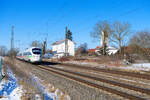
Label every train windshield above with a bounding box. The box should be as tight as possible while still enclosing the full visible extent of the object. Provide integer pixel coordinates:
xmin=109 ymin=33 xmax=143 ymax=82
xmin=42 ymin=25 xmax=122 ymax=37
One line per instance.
xmin=32 ymin=48 xmax=41 ymax=55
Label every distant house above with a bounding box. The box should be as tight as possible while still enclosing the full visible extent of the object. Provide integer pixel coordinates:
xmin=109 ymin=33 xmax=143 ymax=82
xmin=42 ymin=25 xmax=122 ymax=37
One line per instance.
xmin=52 ymin=39 xmax=75 ymax=58
xmin=88 ymin=49 xmax=96 ymax=53
xmin=88 ymin=46 xmax=101 ymax=55
xmin=88 ymin=46 xmax=118 ymax=55
xmin=107 ymin=46 xmax=118 ymax=55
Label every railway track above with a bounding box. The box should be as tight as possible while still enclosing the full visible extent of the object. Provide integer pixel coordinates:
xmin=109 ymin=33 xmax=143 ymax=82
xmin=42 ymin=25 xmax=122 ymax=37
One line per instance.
xmin=45 ymin=66 xmax=150 ymax=95
xmin=14 ymin=59 xmax=150 ymax=99
xmin=58 ymin=63 xmax=150 ymax=80
xmin=53 ymin=63 xmax=150 ymax=89
xmin=37 ymin=64 xmax=149 ymax=100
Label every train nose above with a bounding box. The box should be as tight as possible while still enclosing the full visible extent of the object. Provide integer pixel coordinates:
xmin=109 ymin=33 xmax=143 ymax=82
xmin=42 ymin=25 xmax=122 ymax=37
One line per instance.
xmin=34 ymin=55 xmax=39 ymax=58
xmin=34 ymin=55 xmax=41 ymax=60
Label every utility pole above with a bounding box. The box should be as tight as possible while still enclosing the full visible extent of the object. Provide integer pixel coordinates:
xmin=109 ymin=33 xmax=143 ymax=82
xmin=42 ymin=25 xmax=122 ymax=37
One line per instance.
xmin=42 ymin=34 xmax=47 ymax=56
xmin=11 ymin=26 xmax=14 ymax=57
xmin=65 ymin=27 xmax=68 ymax=56
xmin=45 ymin=22 xmax=48 ymax=52
xmin=42 ymin=40 xmax=46 ymax=56
xmin=43 ymin=22 xmax=48 ymax=55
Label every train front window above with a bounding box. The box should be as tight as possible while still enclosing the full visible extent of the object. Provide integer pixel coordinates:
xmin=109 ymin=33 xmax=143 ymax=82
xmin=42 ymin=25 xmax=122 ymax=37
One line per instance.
xmin=32 ymin=48 xmax=41 ymax=55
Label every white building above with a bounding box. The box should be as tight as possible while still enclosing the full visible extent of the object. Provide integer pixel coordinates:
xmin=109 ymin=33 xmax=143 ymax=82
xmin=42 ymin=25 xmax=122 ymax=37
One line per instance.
xmin=107 ymin=46 xmax=118 ymax=55
xmin=52 ymin=39 xmax=75 ymax=58
xmin=93 ymin=46 xmax=118 ymax=56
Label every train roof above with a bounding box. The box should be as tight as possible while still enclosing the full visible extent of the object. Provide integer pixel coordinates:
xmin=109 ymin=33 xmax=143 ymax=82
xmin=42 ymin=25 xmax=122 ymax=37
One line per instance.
xmin=30 ymin=47 xmax=42 ymax=49
xmin=18 ymin=47 xmax=42 ymax=54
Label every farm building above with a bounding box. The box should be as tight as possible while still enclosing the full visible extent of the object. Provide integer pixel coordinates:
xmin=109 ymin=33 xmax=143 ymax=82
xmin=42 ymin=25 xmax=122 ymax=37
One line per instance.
xmin=52 ymin=39 xmax=75 ymax=58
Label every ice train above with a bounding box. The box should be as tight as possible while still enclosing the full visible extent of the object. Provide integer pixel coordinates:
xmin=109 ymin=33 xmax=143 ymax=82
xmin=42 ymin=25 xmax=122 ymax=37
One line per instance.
xmin=16 ymin=47 xmax=42 ymax=63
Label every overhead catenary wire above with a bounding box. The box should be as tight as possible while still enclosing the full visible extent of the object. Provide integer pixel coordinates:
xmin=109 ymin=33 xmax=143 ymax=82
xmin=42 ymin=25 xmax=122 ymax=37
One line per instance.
xmin=73 ymin=7 xmax=143 ymax=39
xmin=18 ymin=1 xmax=68 ymax=50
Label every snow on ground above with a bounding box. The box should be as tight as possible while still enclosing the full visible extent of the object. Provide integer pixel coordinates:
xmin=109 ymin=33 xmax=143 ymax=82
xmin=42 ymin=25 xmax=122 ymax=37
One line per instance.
xmin=120 ymin=63 xmax=150 ymax=71
xmin=0 ymin=66 xmax=58 ymax=100
xmin=64 ymin=61 xmax=104 ymax=67
xmin=64 ymin=61 xmax=150 ymax=71
xmin=30 ymin=74 xmax=53 ymax=100
xmin=1 ymin=87 xmax=23 ymax=100
xmin=30 ymin=74 xmax=71 ymax=100
xmin=0 ymin=67 xmax=23 ymax=100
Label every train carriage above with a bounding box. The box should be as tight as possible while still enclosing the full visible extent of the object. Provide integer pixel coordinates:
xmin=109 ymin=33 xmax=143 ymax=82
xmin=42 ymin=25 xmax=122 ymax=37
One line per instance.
xmin=17 ymin=47 xmax=42 ymax=63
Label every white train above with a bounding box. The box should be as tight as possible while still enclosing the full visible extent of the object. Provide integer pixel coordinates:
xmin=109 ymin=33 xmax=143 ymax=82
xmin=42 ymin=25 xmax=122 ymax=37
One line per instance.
xmin=17 ymin=47 xmax=42 ymax=63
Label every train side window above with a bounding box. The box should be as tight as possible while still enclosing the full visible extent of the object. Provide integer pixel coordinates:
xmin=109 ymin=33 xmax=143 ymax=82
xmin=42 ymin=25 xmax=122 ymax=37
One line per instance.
xmin=23 ymin=53 xmax=26 ymax=55
xmin=24 ymin=52 xmax=27 ymax=55
xmin=28 ymin=52 xmax=32 ymax=55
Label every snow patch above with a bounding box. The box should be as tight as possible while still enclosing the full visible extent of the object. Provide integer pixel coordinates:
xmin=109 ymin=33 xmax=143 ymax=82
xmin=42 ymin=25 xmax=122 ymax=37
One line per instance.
xmin=0 ymin=67 xmax=23 ymax=100
xmin=120 ymin=63 xmax=150 ymax=71
xmin=65 ymin=61 xmax=150 ymax=71
xmin=30 ymin=74 xmax=71 ymax=100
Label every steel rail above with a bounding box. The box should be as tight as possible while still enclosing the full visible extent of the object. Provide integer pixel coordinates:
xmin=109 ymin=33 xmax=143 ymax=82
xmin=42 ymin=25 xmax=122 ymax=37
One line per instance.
xmin=59 ymin=63 xmax=150 ymax=80
xmin=48 ymin=66 xmax=150 ymax=95
xmin=37 ymin=65 xmax=146 ymax=100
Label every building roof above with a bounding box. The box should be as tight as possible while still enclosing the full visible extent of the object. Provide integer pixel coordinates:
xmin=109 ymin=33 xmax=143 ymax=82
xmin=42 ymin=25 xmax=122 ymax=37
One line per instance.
xmin=88 ymin=46 xmax=100 ymax=53
xmin=88 ymin=49 xmax=96 ymax=53
xmin=107 ymin=46 xmax=118 ymax=50
xmin=52 ymin=39 xmax=75 ymax=45
xmin=52 ymin=40 xmax=65 ymax=45
xmin=96 ymin=46 xmax=101 ymax=49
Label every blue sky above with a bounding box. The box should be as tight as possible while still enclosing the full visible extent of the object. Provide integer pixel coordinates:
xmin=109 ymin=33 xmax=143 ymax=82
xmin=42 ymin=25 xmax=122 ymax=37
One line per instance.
xmin=0 ymin=0 xmax=150 ymax=51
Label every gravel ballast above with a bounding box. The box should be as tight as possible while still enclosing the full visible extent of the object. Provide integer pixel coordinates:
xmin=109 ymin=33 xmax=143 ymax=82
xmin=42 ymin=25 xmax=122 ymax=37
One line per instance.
xmin=4 ymin=58 xmax=124 ymax=100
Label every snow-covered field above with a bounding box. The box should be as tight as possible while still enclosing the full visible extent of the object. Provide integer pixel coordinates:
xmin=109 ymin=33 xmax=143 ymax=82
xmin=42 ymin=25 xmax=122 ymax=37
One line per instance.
xmin=0 ymin=68 xmax=23 ymax=100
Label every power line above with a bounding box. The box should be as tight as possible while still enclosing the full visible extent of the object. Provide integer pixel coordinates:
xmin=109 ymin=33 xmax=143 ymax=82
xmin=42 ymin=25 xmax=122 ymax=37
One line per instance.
xmin=75 ymin=7 xmax=142 ymax=34
xmin=108 ymin=7 xmax=142 ymax=21
xmin=47 ymin=1 xmax=68 ymax=26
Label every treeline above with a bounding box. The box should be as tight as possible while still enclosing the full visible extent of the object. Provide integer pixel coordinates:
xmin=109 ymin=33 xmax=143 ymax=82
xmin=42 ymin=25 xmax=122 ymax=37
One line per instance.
xmin=75 ymin=20 xmax=150 ymax=61
xmin=90 ymin=21 xmax=131 ymax=55
xmin=0 ymin=46 xmax=19 ymax=57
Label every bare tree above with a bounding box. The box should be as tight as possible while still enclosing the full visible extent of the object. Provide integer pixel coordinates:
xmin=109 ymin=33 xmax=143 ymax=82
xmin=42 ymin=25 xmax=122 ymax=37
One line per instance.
xmin=111 ymin=21 xmax=131 ymax=53
xmin=7 ymin=48 xmax=19 ymax=57
xmin=0 ymin=46 xmax=7 ymax=56
xmin=129 ymin=31 xmax=150 ymax=56
xmin=91 ymin=21 xmax=112 ymax=55
xmin=129 ymin=31 xmax=150 ymax=48
xmin=76 ymin=43 xmax=88 ymax=56
xmin=30 ymin=40 xmax=42 ymax=48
